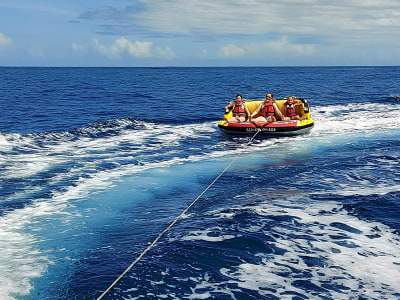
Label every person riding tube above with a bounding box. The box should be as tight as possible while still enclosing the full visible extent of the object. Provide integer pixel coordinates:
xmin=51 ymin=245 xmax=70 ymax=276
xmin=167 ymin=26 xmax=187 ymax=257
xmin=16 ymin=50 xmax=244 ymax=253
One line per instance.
xmin=225 ymin=94 xmax=252 ymax=123
xmin=284 ymin=96 xmax=305 ymax=121
xmin=251 ymin=93 xmax=284 ymax=124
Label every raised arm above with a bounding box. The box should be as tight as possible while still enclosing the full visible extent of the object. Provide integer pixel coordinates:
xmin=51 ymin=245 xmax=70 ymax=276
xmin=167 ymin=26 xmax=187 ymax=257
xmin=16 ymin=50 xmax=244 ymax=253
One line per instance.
xmin=225 ymin=101 xmax=234 ymax=113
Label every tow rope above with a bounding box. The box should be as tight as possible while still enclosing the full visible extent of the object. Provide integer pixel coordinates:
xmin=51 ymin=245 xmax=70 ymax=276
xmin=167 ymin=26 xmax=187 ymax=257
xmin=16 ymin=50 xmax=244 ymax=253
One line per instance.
xmin=97 ymin=129 xmax=260 ymax=299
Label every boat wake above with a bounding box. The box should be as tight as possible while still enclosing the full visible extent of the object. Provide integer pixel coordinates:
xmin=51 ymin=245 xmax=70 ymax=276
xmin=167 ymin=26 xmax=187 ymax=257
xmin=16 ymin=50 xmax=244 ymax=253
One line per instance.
xmin=1 ymin=100 xmax=400 ymax=299
xmin=177 ymin=195 xmax=400 ymax=299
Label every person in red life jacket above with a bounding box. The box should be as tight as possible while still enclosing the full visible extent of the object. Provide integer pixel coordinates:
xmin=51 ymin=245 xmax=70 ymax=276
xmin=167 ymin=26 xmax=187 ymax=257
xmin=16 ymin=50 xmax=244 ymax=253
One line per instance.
xmin=224 ymin=94 xmax=252 ymax=123
xmin=251 ymin=93 xmax=284 ymax=123
xmin=283 ymin=96 xmax=305 ymax=121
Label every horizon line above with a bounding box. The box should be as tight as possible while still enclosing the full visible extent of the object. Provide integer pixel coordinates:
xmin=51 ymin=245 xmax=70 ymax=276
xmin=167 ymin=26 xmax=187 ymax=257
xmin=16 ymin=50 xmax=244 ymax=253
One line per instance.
xmin=1 ymin=65 xmax=400 ymax=68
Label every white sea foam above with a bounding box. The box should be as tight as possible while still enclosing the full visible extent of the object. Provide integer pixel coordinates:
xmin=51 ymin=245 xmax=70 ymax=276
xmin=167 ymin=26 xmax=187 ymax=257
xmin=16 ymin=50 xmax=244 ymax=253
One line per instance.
xmin=0 ymin=168 xmax=118 ymax=298
xmin=179 ymin=227 xmax=236 ymax=242
xmin=0 ymin=121 xmax=227 ymax=299
xmin=1 ymin=101 xmax=399 ymax=181
xmin=0 ymin=120 xmax=217 ymax=180
xmin=0 ymin=133 xmax=12 ymax=150
xmin=327 ymin=182 xmax=400 ymax=196
xmin=0 ymin=213 xmax=52 ymax=299
xmin=185 ymin=197 xmax=400 ymax=299
xmin=2 ymin=154 xmax=54 ymax=179
xmin=0 ymin=233 xmax=50 ymax=300
xmin=188 ymin=273 xmax=238 ymax=300
xmin=1 ymin=106 xmax=400 ymax=299
xmin=311 ymin=102 xmax=400 ymax=136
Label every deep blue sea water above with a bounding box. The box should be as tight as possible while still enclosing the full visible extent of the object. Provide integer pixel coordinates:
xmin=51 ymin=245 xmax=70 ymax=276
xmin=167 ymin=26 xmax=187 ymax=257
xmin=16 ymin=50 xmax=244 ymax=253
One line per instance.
xmin=1 ymin=66 xmax=400 ymax=299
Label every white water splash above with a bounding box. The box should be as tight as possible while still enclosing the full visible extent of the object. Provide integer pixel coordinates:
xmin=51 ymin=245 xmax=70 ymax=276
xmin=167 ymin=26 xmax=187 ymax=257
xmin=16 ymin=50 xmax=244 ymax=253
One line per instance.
xmin=186 ymin=198 xmax=400 ymax=299
xmin=1 ymin=101 xmax=400 ymax=299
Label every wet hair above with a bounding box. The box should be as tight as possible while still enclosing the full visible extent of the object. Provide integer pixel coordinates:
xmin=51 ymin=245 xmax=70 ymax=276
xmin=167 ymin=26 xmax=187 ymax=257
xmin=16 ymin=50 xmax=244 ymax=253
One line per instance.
xmin=236 ymin=94 xmax=242 ymax=99
xmin=266 ymin=93 xmax=274 ymax=98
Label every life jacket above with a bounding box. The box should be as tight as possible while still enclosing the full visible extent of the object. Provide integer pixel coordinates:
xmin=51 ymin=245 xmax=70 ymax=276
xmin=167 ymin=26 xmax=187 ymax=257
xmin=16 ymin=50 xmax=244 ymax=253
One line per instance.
xmin=259 ymin=100 xmax=275 ymax=117
xmin=232 ymin=103 xmax=246 ymax=117
xmin=285 ymin=101 xmax=297 ymax=117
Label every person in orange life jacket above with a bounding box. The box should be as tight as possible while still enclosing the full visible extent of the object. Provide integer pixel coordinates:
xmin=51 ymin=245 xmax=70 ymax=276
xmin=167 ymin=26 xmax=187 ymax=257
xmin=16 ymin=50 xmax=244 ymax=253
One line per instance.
xmin=283 ymin=96 xmax=305 ymax=121
xmin=251 ymin=93 xmax=284 ymax=123
xmin=224 ymin=94 xmax=252 ymax=123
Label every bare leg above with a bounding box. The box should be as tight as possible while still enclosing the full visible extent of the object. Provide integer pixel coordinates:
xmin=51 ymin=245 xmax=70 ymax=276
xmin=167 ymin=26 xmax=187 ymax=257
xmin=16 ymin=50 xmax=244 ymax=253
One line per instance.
xmin=227 ymin=117 xmax=238 ymax=123
xmin=291 ymin=115 xmax=305 ymax=121
xmin=252 ymin=116 xmax=267 ymax=123
xmin=228 ymin=116 xmax=246 ymax=123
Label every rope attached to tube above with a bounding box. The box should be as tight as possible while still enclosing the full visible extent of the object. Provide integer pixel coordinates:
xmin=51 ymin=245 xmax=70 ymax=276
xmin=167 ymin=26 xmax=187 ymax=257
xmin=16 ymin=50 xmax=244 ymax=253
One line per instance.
xmin=97 ymin=130 xmax=260 ymax=299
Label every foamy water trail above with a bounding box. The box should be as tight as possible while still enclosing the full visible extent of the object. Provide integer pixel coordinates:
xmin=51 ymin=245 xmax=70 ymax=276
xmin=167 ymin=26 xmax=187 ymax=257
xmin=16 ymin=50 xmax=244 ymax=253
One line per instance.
xmin=183 ymin=196 xmax=400 ymax=299
xmin=0 ymin=120 xmax=224 ymax=298
xmin=311 ymin=102 xmax=400 ymax=136
xmin=1 ymin=102 xmax=399 ymax=181
xmin=1 ymin=101 xmax=400 ymax=298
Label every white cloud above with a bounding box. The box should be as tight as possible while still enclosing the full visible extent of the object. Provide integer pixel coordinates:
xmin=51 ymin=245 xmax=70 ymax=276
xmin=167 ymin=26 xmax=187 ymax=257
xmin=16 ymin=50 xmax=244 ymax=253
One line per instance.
xmin=219 ymin=37 xmax=315 ymax=59
xmin=0 ymin=32 xmax=12 ymax=46
xmin=218 ymin=44 xmax=245 ymax=58
xmin=247 ymin=36 xmax=315 ymax=56
xmin=93 ymin=39 xmax=109 ymax=57
xmin=112 ymin=38 xmax=152 ymax=58
xmin=127 ymin=0 xmax=400 ymax=45
xmin=155 ymin=46 xmax=175 ymax=59
xmin=92 ymin=38 xmax=175 ymax=60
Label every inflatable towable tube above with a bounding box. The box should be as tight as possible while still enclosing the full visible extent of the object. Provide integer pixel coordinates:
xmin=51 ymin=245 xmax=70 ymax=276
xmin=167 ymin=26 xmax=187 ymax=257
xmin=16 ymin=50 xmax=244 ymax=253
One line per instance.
xmin=218 ymin=98 xmax=314 ymax=136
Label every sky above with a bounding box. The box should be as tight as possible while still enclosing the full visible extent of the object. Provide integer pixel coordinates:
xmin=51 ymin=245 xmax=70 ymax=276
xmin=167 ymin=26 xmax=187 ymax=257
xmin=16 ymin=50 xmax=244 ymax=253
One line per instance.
xmin=0 ymin=0 xmax=400 ymax=67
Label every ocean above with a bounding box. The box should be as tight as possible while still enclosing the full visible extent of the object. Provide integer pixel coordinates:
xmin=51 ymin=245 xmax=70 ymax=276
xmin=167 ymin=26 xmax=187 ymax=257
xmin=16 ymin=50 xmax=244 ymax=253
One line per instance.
xmin=0 ymin=66 xmax=399 ymax=299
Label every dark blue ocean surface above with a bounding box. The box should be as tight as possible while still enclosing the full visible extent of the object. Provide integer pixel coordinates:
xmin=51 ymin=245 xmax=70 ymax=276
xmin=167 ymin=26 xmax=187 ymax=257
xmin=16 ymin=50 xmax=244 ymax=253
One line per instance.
xmin=0 ymin=67 xmax=399 ymax=299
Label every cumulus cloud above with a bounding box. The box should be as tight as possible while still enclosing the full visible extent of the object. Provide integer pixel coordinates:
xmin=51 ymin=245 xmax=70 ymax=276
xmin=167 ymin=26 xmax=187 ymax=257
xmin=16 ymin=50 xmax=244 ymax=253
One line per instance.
xmin=155 ymin=46 xmax=175 ymax=59
xmin=93 ymin=39 xmax=108 ymax=56
xmin=93 ymin=38 xmax=151 ymax=59
xmin=113 ymin=38 xmax=152 ymax=57
xmin=218 ymin=44 xmax=245 ymax=58
xmin=247 ymin=36 xmax=315 ymax=56
xmin=219 ymin=36 xmax=315 ymax=59
xmin=92 ymin=38 xmax=175 ymax=60
xmin=0 ymin=32 xmax=12 ymax=46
